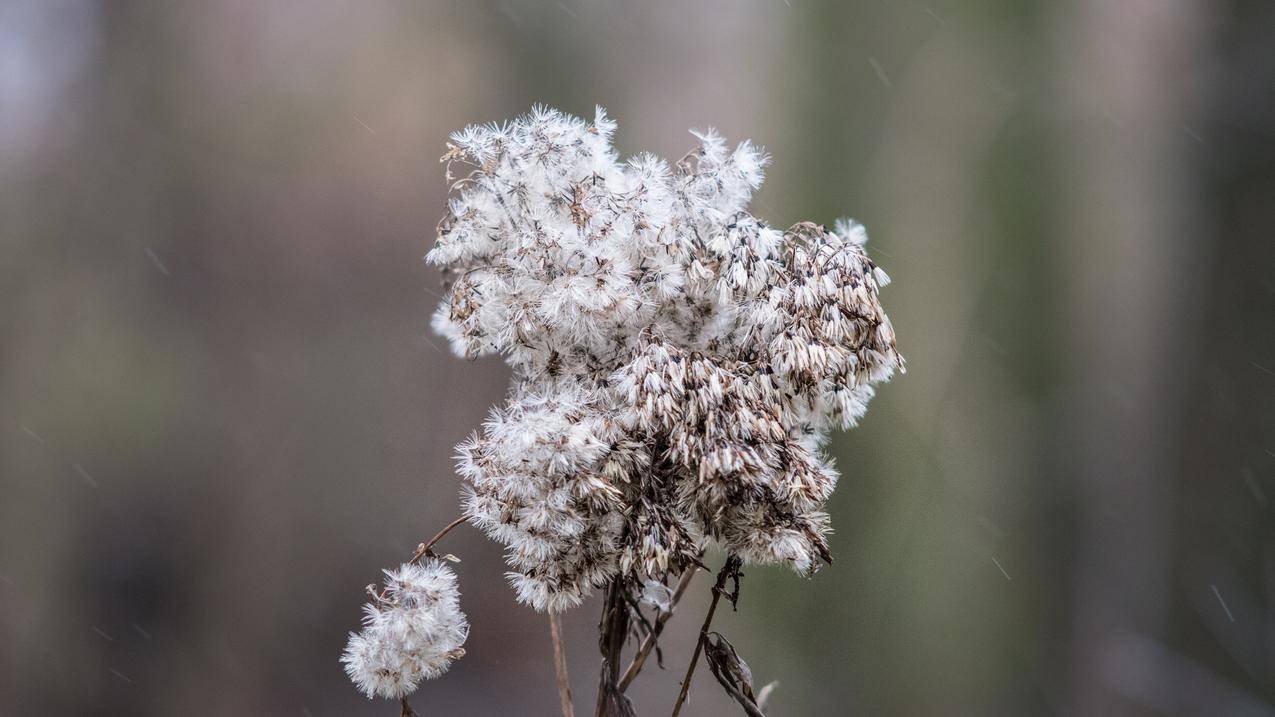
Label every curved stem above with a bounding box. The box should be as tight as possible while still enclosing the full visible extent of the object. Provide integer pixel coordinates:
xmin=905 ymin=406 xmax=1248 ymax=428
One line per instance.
xmin=670 ymin=556 xmax=739 ymax=717
xmin=409 ymin=514 xmax=470 ymax=563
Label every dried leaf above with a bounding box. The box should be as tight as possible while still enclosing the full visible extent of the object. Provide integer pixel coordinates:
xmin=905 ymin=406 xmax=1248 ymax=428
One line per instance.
xmin=705 ymin=632 xmax=765 ymax=717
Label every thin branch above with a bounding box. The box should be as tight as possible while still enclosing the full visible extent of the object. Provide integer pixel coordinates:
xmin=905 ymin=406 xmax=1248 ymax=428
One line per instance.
xmin=670 ymin=556 xmax=740 ymax=717
xmin=618 ymin=567 xmax=699 ymax=691
xmin=373 ymin=515 xmax=474 ymax=604
xmin=409 ymin=514 xmax=470 ymax=563
xmin=549 ymin=613 xmax=576 ymax=717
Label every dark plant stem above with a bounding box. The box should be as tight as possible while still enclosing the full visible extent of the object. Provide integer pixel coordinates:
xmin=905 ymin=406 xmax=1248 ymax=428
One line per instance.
xmin=670 ymin=556 xmax=740 ymax=717
xmin=399 ymin=696 xmax=416 ymax=717
xmin=618 ymin=566 xmax=699 ymax=691
xmin=595 ymin=578 xmax=634 ymax=717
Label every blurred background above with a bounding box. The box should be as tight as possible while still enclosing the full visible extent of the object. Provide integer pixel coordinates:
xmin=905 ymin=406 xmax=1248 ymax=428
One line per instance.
xmin=2 ymin=1 xmax=1273 ymax=714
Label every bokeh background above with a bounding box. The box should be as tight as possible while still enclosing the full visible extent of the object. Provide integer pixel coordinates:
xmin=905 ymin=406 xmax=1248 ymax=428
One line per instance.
xmin=3 ymin=1 xmax=1273 ymax=715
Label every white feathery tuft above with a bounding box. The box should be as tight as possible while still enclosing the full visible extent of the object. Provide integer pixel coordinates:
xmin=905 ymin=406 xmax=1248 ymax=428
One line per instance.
xmin=342 ymin=560 xmax=469 ymax=700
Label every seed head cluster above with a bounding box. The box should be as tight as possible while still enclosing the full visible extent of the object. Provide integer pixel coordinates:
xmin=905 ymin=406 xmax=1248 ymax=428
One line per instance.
xmin=341 ymin=560 xmax=469 ymax=700
xmin=429 ymin=106 xmax=902 ymax=612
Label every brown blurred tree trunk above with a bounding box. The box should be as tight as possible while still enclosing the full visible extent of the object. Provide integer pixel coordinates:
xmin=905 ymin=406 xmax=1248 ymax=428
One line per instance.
xmin=1057 ymin=0 xmax=1211 ymax=712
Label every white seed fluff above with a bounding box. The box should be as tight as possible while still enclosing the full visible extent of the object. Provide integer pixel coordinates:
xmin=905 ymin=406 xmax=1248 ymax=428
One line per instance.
xmin=342 ymin=560 xmax=469 ymax=700
xmin=430 ymin=106 xmax=903 ymax=612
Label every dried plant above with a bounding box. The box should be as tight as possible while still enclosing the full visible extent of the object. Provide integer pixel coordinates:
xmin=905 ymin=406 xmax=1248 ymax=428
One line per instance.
xmin=341 ymin=560 xmax=468 ymax=704
xmin=343 ymin=106 xmax=902 ymax=716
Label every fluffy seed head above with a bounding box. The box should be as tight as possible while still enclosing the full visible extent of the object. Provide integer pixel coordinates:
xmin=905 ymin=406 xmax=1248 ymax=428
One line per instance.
xmin=342 ymin=560 xmax=469 ymax=699
xmin=430 ymin=106 xmax=903 ymax=611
